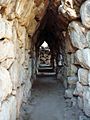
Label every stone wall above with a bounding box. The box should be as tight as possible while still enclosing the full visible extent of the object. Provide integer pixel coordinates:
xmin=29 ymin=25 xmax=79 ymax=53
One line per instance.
xmin=39 ymin=47 xmax=51 ymax=65
xmin=59 ymin=0 xmax=90 ymax=117
xmin=0 ymin=0 xmax=48 ymax=119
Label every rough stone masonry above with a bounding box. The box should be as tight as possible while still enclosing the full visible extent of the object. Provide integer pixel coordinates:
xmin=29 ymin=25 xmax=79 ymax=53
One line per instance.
xmin=0 ymin=0 xmax=90 ymax=119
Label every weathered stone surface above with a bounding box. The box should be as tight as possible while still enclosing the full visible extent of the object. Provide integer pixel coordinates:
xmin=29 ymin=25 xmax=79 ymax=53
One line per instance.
xmin=83 ymin=87 xmax=90 ymax=117
xmin=86 ymin=31 xmax=90 ymax=48
xmin=80 ymin=0 xmax=90 ymax=28
xmin=19 ymin=65 xmax=26 ymax=85
xmin=23 ymin=78 xmax=31 ymax=102
xmin=78 ymin=96 xmax=83 ymax=110
xmin=15 ymin=0 xmax=35 ymax=26
xmin=0 ymin=96 xmax=16 ymax=120
xmin=68 ymin=21 xmax=88 ymax=49
xmin=78 ymin=68 xmax=88 ymax=85
xmin=9 ymin=60 xmax=19 ymax=90
xmin=16 ymin=86 xmax=24 ymax=118
xmin=87 ymin=72 xmax=90 ymax=86
xmin=67 ymin=64 xmax=77 ymax=76
xmin=0 ymin=67 xmax=12 ymax=102
xmin=67 ymin=53 xmax=76 ymax=65
xmin=75 ymin=48 xmax=90 ymax=69
xmin=0 ymin=0 xmax=12 ymax=5
xmin=0 ymin=18 xmax=12 ymax=40
xmin=0 ymin=40 xmax=15 ymax=68
xmin=58 ymin=0 xmax=78 ymax=20
xmin=65 ymin=33 xmax=76 ymax=53
xmin=65 ymin=89 xmax=73 ymax=98
xmin=73 ymin=82 xmax=83 ymax=97
xmin=68 ymin=76 xmax=78 ymax=85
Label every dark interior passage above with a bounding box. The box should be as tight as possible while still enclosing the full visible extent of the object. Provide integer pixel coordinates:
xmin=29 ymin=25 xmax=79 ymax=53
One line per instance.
xmin=31 ymin=2 xmax=68 ymax=86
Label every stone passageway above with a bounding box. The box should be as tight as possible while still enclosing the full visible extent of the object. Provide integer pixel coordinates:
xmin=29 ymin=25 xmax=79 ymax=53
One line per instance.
xmin=20 ymin=65 xmax=85 ymax=120
xmin=0 ymin=0 xmax=90 ymax=120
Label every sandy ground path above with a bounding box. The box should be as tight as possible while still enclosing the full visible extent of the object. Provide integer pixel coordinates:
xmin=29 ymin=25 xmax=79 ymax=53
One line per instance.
xmin=20 ymin=76 xmax=87 ymax=120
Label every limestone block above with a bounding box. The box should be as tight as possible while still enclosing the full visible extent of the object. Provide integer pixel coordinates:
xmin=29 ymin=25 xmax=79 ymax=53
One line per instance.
xmin=28 ymin=59 xmax=32 ymax=79
xmin=64 ymin=89 xmax=73 ymax=98
xmin=23 ymin=78 xmax=31 ymax=102
xmin=0 ymin=40 xmax=15 ymax=68
xmin=80 ymin=0 xmax=90 ymax=28
xmin=75 ymin=48 xmax=90 ymax=69
xmin=0 ymin=96 xmax=16 ymax=120
xmin=83 ymin=87 xmax=90 ymax=117
xmin=68 ymin=21 xmax=88 ymax=49
xmin=15 ymin=0 xmax=35 ymax=26
xmin=0 ymin=18 xmax=12 ymax=40
xmin=73 ymin=82 xmax=83 ymax=97
xmin=5 ymin=1 xmax=16 ymax=19
xmin=58 ymin=0 xmax=78 ymax=20
xmin=19 ymin=48 xmax=25 ymax=65
xmin=25 ymin=34 xmax=31 ymax=50
xmin=9 ymin=60 xmax=19 ymax=90
xmin=18 ymin=65 xmax=26 ymax=85
xmin=18 ymin=26 xmax=26 ymax=49
xmin=65 ymin=33 xmax=76 ymax=53
xmin=67 ymin=64 xmax=77 ymax=76
xmin=78 ymin=96 xmax=83 ymax=110
xmin=87 ymin=71 xmax=90 ymax=86
xmin=86 ymin=31 xmax=90 ymax=48
xmin=1 ymin=59 xmax=15 ymax=69
xmin=0 ymin=0 xmax=11 ymax=5
xmin=67 ymin=53 xmax=76 ymax=65
xmin=12 ymin=26 xmax=20 ymax=61
xmin=78 ymin=68 xmax=88 ymax=85
xmin=68 ymin=76 xmax=78 ymax=85
xmin=27 ymin=19 xmax=37 ymax=35
xmin=0 ymin=67 xmax=12 ymax=102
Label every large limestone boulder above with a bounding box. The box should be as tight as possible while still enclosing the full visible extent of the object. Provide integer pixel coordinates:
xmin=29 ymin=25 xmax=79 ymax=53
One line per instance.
xmin=80 ymin=0 xmax=90 ymax=29
xmin=68 ymin=21 xmax=88 ymax=49
xmin=0 ymin=67 xmax=12 ymax=102
xmin=78 ymin=68 xmax=88 ymax=85
xmin=0 ymin=40 xmax=15 ymax=69
xmin=0 ymin=18 xmax=12 ymax=40
xmin=83 ymin=87 xmax=90 ymax=117
xmin=75 ymin=48 xmax=90 ymax=69
xmin=0 ymin=96 xmax=16 ymax=120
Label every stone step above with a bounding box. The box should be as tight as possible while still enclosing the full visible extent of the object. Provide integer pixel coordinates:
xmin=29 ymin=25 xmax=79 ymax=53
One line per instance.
xmin=37 ymin=72 xmax=56 ymax=76
xmin=38 ymin=67 xmax=54 ymax=72
xmin=39 ymin=64 xmax=52 ymax=68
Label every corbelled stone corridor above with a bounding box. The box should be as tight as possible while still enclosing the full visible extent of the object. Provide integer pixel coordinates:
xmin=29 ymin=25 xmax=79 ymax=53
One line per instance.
xmin=0 ymin=0 xmax=90 ymax=120
xmin=20 ymin=75 xmax=81 ymax=120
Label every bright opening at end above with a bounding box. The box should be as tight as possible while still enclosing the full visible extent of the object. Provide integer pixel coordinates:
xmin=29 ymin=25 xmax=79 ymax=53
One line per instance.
xmin=41 ymin=41 xmax=48 ymax=48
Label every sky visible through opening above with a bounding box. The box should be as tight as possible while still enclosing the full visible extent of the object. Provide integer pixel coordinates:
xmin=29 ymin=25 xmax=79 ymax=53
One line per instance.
xmin=41 ymin=41 xmax=48 ymax=48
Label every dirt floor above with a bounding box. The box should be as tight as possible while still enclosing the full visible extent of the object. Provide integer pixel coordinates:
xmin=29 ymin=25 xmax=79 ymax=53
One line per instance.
xmin=20 ymin=76 xmax=89 ymax=120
